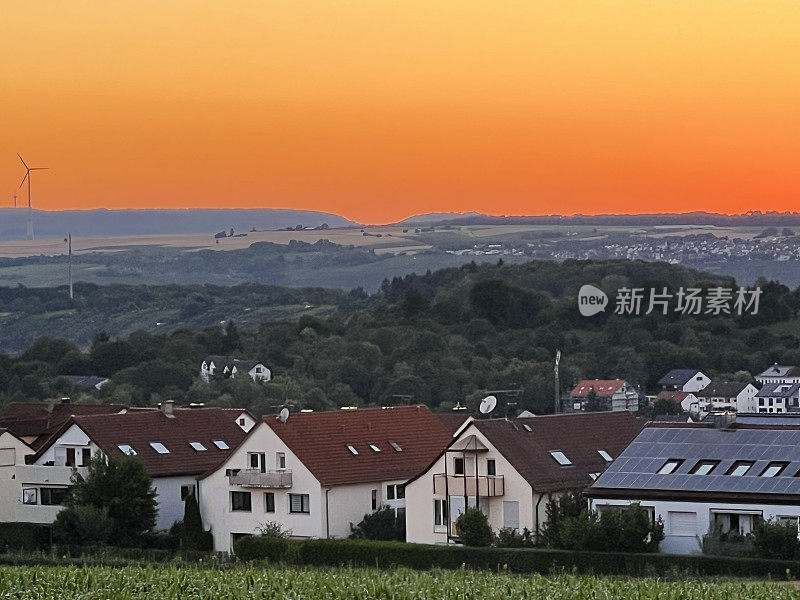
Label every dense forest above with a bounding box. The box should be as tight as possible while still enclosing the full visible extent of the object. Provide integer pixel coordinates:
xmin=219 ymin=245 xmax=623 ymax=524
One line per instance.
xmin=1 ymin=259 xmax=799 ymax=417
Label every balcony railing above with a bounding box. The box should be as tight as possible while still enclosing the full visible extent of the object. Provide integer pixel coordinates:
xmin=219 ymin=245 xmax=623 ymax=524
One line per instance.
xmin=433 ymin=474 xmax=504 ymax=497
xmin=228 ymin=469 xmax=293 ymax=488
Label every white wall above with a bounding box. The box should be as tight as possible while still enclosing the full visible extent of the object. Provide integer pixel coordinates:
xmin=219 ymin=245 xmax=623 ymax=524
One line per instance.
xmin=198 ymin=422 xmax=326 ymax=552
xmin=405 ymin=424 xmax=535 ymax=545
xmin=152 ymin=476 xmax=198 ymax=531
xmin=0 ymin=432 xmax=35 ymax=522
xmin=682 ymin=373 xmax=711 ymax=393
xmin=589 ymin=497 xmax=800 ymax=554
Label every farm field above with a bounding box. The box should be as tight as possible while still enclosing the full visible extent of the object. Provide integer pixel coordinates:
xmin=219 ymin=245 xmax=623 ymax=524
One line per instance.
xmin=0 ymin=565 xmax=795 ymax=600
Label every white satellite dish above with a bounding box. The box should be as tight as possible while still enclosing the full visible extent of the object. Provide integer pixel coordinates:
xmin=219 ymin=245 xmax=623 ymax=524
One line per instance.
xmin=279 ymin=407 xmax=290 ymax=423
xmin=479 ymin=395 xmax=497 ymax=415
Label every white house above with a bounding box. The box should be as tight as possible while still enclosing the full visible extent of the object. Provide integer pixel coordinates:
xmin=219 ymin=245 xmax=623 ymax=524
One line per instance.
xmin=0 ymin=428 xmax=40 ymax=523
xmin=197 ymin=405 xmax=455 ymax=552
xmin=404 ymin=412 xmax=645 ymax=545
xmin=657 ymin=369 xmax=711 ymax=393
xmin=200 ymin=356 xmax=271 ymax=383
xmin=755 ymin=383 xmax=800 ymax=413
xmin=695 ymin=382 xmax=759 ymax=413
xmin=564 ymin=379 xmax=640 ymax=413
xmin=756 ymin=364 xmax=800 ymax=386
xmin=21 ymin=403 xmax=254 ymax=530
xmin=587 ymin=423 xmax=800 ymax=554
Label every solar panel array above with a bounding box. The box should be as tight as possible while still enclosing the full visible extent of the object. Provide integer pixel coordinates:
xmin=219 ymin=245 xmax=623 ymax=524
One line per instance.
xmin=592 ymin=427 xmax=800 ymax=496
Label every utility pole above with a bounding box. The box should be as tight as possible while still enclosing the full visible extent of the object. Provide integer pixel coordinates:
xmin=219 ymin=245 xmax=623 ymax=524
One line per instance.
xmin=68 ymin=233 xmax=73 ymax=300
xmin=554 ymin=350 xmax=561 ymax=414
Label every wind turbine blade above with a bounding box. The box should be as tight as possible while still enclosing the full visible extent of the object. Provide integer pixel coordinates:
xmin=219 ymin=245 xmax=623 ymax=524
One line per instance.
xmin=30 ymin=167 xmax=49 ymax=171
xmin=17 ymin=154 xmax=29 ymax=170
xmin=18 ymin=172 xmax=29 ymax=189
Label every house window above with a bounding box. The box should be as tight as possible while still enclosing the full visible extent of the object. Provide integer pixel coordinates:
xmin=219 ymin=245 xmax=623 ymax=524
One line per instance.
xmin=22 ymin=488 xmax=37 ymax=505
xmin=387 ymin=485 xmax=395 ymax=500
xmin=597 ymin=450 xmax=613 ymax=462
xmin=726 ymin=461 xmax=754 ymax=476
xmin=657 ymin=459 xmax=684 ymax=475
xmin=249 ymin=453 xmax=266 ymax=473
xmin=231 ymin=491 xmax=252 ymax=512
xmin=40 ymin=488 xmax=68 ymax=506
xmin=265 ymin=492 xmax=275 ymax=513
xmin=81 ymin=448 xmax=91 ymax=466
xmin=760 ymin=462 xmax=789 ymax=477
xmin=434 ymin=499 xmax=448 ymax=527
xmin=549 ymin=451 xmax=572 ymax=466
xmin=181 ymin=485 xmax=195 ymax=501
xmin=386 ymin=484 xmax=405 ymax=501
xmin=371 ymin=489 xmax=378 ymax=510
xmin=66 ymin=448 xmax=76 ymax=467
xmin=759 ymin=398 xmax=765 ymax=406
xmin=231 ymin=532 xmax=252 ymax=546
xmin=453 ymin=457 xmax=465 ymax=475
xmin=487 ymin=459 xmax=496 ymax=476
xmin=239 ymin=418 xmax=246 ymax=425
xmin=689 ymin=460 xmax=719 ymax=475
xmin=276 ymin=452 xmax=286 ymax=470
xmin=289 ymin=494 xmax=310 ymax=514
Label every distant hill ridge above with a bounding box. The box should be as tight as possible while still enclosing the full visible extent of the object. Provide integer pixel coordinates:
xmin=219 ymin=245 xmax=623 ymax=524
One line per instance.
xmin=397 ymin=211 xmax=800 ymax=227
xmin=0 ymin=208 xmax=358 ymax=240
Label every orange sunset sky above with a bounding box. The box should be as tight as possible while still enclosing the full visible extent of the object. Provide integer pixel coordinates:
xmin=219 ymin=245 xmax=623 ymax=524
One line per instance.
xmin=1 ymin=1 xmax=799 ymax=224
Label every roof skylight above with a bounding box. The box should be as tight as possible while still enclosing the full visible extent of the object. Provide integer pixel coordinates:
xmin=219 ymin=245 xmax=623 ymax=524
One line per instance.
xmin=213 ymin=440 xmax=230 ymax=450
xmin=369 ymin=444 xmax=381 ymax=452
xmin=597 ymin=449 xmax=613 ymax=462
xmin=117 ymin=444 xmax=136 ymax=455
xmin=657 ymin=459 xmax=683 ymax=475
xmin=523 ymin=424 xmax=532 ymax=432
xmin=189 ymin=441 xmax=207 ymax=451
xmin=550 ymin=450 xmax=572 ymax=466
xmin=347 ymin=445 xmax=359 ymax=455
xmin=389 ymin=441 xmax=402 ymax=452
xmin=150 ymin=442 xmax=170 ymax=454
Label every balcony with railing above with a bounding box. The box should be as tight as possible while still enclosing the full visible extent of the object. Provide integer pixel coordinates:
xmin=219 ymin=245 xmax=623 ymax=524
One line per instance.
xmin=433 ymin=473 xmax=504 ymax=497
xmin=228 ymin=469 xmax=293 ymax=488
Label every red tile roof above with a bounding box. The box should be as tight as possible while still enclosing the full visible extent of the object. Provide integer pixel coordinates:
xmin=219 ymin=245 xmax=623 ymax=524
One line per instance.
xmin=470 ymin=412 xmax=646 ymax=492
xmin=0 ymin=402 xmax=129 ymax=448
xmin=435 ymin=413 xmax=471 ymax=435
xmin=655 ymin=391 xmax=691 ymax=403
xmin=570 ymin=380 xmax=626 ymax=398
xmin=29 ymin=408 xmax=250 ymax=478
xmin=263 ymin=405 xmax=454 ymax=486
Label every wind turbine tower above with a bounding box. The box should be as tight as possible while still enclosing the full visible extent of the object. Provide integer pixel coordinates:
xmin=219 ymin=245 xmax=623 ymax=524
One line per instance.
xmin=17 ymin=154 xmax=48 ymax=240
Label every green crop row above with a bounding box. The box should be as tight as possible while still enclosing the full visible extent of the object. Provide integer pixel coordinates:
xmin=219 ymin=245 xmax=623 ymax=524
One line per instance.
xmin=0 ymin=565 xmax=796 ymax=600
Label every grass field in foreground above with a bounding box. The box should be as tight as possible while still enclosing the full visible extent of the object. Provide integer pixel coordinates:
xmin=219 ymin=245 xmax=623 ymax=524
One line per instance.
xmin=0 ymin=565 xmax=796 ymax=600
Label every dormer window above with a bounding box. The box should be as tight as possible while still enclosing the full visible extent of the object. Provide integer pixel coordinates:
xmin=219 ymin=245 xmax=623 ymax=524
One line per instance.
xmin=150 ymin=442 xmax=170 ymax=454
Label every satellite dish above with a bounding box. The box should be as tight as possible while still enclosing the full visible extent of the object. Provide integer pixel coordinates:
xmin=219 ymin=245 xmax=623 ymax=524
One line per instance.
xmin=279 ymin=407 xmax=290 ymax=423
xmin=479 ymin=395 xmax=497 ymax=415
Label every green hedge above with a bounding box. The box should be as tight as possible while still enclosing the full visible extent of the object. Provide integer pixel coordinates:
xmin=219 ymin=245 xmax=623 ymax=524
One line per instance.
xmin=236 ymin=537 xmax=800 ymax=579
xmin=0 ymin=523 xmax=50 ymax=552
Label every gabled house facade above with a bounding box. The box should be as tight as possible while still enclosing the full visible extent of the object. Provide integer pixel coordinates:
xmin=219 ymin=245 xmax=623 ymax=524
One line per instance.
xmin=200 ymin=356 xmax=271 ymax=383
xmin=587 ymin=424 xmax=800 ymax=554
xmin=657 ymin=369 xmax=711 ymax=393
xmin=564 ymin=379 xmax=640 ymax=413
xmin=695 ymin=382 xmax=758 ymax=413
xmin=755 ymin=383 xmax=800 ymax=413
xmin=20 ymin=404 xmax=254 ymax=530
xmin=654 ymin=390 xmax=701 ymax=414
xmin=404 ymin=412 xmax=645 ymax=545
xmin=756 ymin=364 xmax=800 ymax=386
xmin=197 ymin=405 xmax=454 ymax=552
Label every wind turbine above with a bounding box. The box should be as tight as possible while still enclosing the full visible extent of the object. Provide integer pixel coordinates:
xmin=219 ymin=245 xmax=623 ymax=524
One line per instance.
xmin=17 ymin=154 xmax=48 ymax=240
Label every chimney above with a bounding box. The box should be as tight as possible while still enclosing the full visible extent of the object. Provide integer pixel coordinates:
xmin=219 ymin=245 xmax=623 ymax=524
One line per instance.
xmin=160 ymin=400 xmax=175 ymax=418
